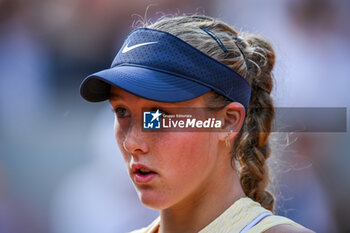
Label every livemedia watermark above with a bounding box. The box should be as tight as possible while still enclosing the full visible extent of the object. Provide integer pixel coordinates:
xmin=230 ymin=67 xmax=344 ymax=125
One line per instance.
xmin=141 ymin=107 xmax=347 ymax=132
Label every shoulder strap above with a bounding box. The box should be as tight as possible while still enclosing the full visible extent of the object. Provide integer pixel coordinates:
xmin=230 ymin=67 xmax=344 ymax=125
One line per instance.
xmin=239 ymin=212 xmax=272 ymax=233
xmin=245 ymin=214 xmax=304 ymax=233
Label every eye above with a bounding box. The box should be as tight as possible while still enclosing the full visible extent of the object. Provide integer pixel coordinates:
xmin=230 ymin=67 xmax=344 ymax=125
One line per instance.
xmin=112 ymin=107 xmax=131 ymax=118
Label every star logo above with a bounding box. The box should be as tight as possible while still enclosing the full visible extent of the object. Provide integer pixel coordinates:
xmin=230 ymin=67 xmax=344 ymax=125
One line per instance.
xmin=150 ymin=109 xmax=162 ymax=122
xmin=143 ymin=109 xmax=162 ymax=129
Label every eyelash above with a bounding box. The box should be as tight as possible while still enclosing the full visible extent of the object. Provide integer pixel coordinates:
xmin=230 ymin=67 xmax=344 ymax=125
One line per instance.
xmin=112 ymin=107 xmax=130 ymax=118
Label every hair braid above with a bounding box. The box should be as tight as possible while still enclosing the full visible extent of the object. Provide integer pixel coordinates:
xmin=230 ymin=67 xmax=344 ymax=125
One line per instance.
xmin=234 ymin=86 xmax=275 ymax=211
xmin=233 ymin=33 xmax=276 ymax=211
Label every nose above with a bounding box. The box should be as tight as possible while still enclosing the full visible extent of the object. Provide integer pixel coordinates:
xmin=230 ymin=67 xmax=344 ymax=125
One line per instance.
xmin=123 ymin=122 xmax=149 ymax=156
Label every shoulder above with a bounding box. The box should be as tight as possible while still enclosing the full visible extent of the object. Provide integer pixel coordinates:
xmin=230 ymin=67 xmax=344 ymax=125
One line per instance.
xmin=263 ymin=224 xmax=315 ymax=233
xmin=247 ymin=213 xmax=314 ymax=233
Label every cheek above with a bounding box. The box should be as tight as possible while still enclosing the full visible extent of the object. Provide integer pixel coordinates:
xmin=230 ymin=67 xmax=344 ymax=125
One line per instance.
xmin=151 ymin=132 xmax=217 ymax=207
xmin=114 ymin=118 xmax=129 ymax=162
xmin=162 ymin=133 xmax=215 ymax=177
xmin=114 ymin=118 xmax=122 ymax=145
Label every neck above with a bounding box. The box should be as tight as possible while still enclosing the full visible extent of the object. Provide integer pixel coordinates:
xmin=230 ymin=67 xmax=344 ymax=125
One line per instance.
xmin=158 ymin=157 xmax=246 ymax=233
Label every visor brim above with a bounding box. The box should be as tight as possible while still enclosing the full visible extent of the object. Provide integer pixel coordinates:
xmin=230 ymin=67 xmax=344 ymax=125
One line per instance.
xmin=80 ymin=65 xmax=211 ymax=103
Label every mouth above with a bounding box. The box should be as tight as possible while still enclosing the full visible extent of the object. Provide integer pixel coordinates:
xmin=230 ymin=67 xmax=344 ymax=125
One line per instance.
xmin=131 ymin=164 xmax=158 ymax=184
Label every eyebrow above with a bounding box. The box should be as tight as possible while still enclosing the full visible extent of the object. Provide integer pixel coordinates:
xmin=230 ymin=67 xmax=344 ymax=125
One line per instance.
xmin=109 ymin=92 xmax=124 ymax=100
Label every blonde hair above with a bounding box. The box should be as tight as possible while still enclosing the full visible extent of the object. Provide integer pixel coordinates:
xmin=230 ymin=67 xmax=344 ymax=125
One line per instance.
xmin=146 ymin=15 xmax=276 ymax=212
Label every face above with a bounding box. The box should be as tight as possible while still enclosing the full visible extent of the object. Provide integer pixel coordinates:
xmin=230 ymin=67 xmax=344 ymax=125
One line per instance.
xmin=109 ymin=86 xmax=226 ymax=210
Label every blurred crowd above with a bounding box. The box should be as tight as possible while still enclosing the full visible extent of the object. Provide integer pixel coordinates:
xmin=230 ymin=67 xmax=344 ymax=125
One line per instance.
xmin=0 ymin=0 xmax=349 ymax=232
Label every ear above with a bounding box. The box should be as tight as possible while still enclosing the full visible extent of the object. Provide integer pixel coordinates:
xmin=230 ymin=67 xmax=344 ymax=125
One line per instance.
xmin=218 ymin=102 xmax=246 ymax=143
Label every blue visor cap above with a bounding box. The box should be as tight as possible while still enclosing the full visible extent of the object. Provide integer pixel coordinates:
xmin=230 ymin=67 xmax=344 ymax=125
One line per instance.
xmin=80 ymin=28 xmax=251 ymax=110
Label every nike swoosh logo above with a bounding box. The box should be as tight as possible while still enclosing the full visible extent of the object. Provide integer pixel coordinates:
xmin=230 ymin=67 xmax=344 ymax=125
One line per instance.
xmin=122 ymin=41 xmax=158 ymax=53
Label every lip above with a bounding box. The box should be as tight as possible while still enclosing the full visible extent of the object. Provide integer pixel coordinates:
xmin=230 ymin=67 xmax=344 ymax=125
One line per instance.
xmin=131 ymin=163 xmax=158 ymax=184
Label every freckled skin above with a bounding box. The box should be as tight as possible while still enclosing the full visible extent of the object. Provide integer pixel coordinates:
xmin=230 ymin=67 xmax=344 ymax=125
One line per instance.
xmin=110 ymin=86 xmax=225 ymax=210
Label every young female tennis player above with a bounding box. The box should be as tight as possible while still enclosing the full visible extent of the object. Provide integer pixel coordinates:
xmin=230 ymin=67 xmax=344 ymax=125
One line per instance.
xmin=80 ymin=15 xmax=314 ymax=233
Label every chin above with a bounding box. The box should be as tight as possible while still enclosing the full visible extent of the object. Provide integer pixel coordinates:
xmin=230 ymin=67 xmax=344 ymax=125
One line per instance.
xmin=135 ymin=188 xmax=172 ymax=210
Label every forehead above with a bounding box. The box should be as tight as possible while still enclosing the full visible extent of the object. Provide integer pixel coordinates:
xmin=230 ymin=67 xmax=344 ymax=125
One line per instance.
xmin=109 ymin=85 xmax=208 ymax=107
xmin=109 ymin=86 xmax=132 ymax=100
